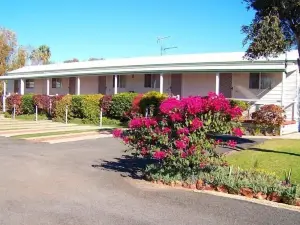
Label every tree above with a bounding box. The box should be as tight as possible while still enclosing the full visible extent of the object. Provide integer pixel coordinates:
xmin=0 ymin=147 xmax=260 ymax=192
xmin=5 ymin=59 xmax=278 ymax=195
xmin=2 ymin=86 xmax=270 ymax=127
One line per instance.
xmin=242 ymin=0 xmax=300 ymax=63
xmin=30 ymin=45 xmax=51 ymax=65
xmin=64 ymin=58 xmax=79 ymax=63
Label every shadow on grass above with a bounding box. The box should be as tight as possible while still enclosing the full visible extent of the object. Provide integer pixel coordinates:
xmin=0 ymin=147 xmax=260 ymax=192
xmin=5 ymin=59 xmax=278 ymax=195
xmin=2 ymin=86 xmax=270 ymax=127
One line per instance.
xmin=92 ymin=155 xmax=154 ymax=179
xmin=248 ymin=148 xmax=300 ymax=157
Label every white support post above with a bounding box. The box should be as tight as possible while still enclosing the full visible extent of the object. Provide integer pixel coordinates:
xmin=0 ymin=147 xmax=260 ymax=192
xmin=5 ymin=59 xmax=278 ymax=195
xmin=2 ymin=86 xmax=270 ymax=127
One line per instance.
xmin=281 ymin=72 xmax=285 ymax=107
xmin=99 ymin=108 xmax=103 ymax=128
xmin=35 ymin=105 xmax=38 ymax=121
xmin=20 ymin=79 xmax=25 ymax=95
xmin=2 ymin=81 xmax=6 ymax=112
xmin=215 ymin=73 xmax=220 ymax=95
xmin=46 ymin=78 xmax=50 ymax=95
xmin=159 ymin=73 xmax=164 ymax=94
xmin=76 ymin=76 xmax=81 ymax=95
xmin=114 ymin=75 xmax=118 ymax=95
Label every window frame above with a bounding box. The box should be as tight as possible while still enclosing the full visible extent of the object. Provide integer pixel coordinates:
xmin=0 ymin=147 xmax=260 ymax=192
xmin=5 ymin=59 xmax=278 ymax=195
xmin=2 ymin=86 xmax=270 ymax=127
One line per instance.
xmin=249 ymin=73 xmax=272 ymax=90
xmin=52 ymin=78 xmax=62 ymax=88
xmin=113 ymin=75 xmax=126 ymax=88
xmin=25 ymin=79 xmax=35 ymax=89
xmin=144 ymin=74 xmax=160 ymax=88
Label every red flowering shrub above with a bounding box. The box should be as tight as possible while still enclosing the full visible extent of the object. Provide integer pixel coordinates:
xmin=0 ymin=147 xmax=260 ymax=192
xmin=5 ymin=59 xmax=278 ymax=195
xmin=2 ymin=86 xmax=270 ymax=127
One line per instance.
xmin=100 ymin=95 xmax=112 ymax=116
xmin=123 ymin=94 xmax=144 ymax=120
xmin=6 ymin=94 xmax=22 ymax=115
xmin=251 ymin=104 xmax=286 ymax=130
xmin=33 ymin=95 xmax=51 ymax=114
xmin=114 ymin=92 xmax=242 ymax=179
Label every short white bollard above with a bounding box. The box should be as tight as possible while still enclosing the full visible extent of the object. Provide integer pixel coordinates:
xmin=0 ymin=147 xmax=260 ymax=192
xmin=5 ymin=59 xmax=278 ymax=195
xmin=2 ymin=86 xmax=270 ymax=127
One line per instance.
xmin=35 ymin=105 xmax=38 ymax=121
xmin=13 ymin=104 xmax=16 ymax=120
xmin=99 ymin=108 xmax=103 ymax=128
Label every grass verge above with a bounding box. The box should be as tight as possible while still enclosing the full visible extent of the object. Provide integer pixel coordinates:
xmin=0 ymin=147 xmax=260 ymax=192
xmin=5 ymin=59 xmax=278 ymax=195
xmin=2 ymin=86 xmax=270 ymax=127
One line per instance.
xmin=227 ymin=139 xmax=300 ymax=184
xmin=12 ymin=128 xmax=108 ymax=139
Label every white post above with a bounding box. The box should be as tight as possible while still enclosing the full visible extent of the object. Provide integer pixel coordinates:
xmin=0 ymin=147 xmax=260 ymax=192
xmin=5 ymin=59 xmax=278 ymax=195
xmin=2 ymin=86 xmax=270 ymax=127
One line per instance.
xmin=13 ymin=104 xmax=16 ymax=120
xmin=281 ymin=72 xmax=285 ymax=107
xmin=114 ymin=75 xmax=118 ymax=95
xmin=76 ymin=76 xmax=81 ymax=95
xmin=99 ymin=108 xmax=103 ymax=128
xmin=65 ymin=105 xmax=68 ymax=124
xmin=159 ymin=73 xmax=164 ymax=94
xmin=35 ymin=105 xmax=38 ymax=121
xmin=215 ymin=73 xmax=220 ymax=95
xmin=46 ymin=78 xmax=50 ymax=95
xmin=2 ymin=81 xmax=6 ymax=112
xmin=20 ymin=79 xmax=25 ymax=95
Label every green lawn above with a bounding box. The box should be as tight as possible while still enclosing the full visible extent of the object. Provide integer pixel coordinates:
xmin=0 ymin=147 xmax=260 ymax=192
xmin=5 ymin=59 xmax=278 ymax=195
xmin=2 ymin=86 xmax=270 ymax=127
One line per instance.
xmin=227 ymin=139 xmax=300 ymax=184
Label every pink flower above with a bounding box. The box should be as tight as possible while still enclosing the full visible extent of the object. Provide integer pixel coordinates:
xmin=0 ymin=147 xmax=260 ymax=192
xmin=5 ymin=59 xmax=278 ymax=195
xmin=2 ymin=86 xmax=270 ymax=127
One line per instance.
xmin=153 ymin=151 xmax=166 ymax=160
xmin=141 ymin=147 xmax=148 ymax=156
xmin=162 ymin=127 xmax=171 ymax=134
xmin=232 ymin=128 xmax=243 ymax=137
xmin=215 ymin=139 xmax=222 ymax=145
xmin=177 ymin=128 xmax=189 ymax=135
xmin=129 ymin=118 xmax=143 ymax=128
xmin=160 ymin=98 xmax=181 ymax=114
xmin=175 ymin=140 xmax=187 ymax=150
xmin=181 ymin=96 xmax=204 ymax=115
xmin=170 ymin=113 xmax=183 ymax=122
xmin=190 ymin=118 xmax=203 ymax=131
xmin=144 ymin=118 xmax=158 ymax=128
xmin=227 ymin=140 xmax=237 ymax=148
xmin=122 ymin=136 xmax=130 ymax=144
xmin=112 ymin=129 xmax=123 ymax=138
xmin=181 ymin=152 xmax=187 ymax=158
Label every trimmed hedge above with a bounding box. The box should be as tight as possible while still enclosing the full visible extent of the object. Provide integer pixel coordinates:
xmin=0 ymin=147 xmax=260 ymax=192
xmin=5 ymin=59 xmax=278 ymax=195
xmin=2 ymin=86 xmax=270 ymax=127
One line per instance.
xmin=109 ymin=92 xmax=138 ymax=120
xmin=52 ymin=95 xmax=72 ymax=122
xmin=21 ymin=94 xmax=34 ymax=114
xmin=139 ymin=91 xmax=167 ymax=116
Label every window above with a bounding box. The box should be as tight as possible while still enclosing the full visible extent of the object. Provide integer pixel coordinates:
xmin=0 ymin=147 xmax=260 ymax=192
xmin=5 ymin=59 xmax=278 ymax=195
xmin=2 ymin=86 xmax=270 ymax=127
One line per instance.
xmin=113 ymin=75 xmax=126 ymax=88
xmin=52 ymin=78 xmax=62 ymax=88
xmin=249 ymin=73 xmax=272 ymax=89
xmin=25 ymin=79 xmax=34 ymax=88
xmin=144 ymin=74 xmax=160 ymax=88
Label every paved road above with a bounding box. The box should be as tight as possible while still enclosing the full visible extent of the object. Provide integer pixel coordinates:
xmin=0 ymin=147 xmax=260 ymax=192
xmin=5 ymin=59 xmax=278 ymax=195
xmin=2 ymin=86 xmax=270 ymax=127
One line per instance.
xmin=0 ymin=137 xmax=299 ymax=225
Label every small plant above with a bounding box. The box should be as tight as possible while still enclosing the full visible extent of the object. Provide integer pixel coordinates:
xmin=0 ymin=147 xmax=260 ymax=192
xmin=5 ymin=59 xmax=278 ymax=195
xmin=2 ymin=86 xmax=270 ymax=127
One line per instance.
xmin=284 ymin=168 xmax=292 ymax=185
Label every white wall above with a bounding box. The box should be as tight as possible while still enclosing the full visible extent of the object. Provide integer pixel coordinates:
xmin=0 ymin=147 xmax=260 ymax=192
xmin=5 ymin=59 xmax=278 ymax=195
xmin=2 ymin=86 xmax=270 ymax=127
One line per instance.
xmin=80 ymin=76 xmax=99 ymax=94
xmin=106 ymin=74 xmax=171 ymax=95
xmin=182 ymin=73 xmax=216 ymax=97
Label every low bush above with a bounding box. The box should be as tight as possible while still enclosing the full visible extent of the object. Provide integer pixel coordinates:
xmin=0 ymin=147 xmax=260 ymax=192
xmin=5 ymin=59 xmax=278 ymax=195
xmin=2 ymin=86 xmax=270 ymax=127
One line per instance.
xmin=123 ymin=93 xmax=144 ymax=120
xmin=81 ymin=94 xmax=103 ymax=123
xmin=52 ymin=95 xmax=72 ymax=122
xmin=139 ymin=91 xmax=167 ymax=116
xmin=108 ymin=92 xmax=137 ymax=120
xmin=6 ymin=94 xmax=22 ymax=115
xmin=100 ymin=95 xmax=112 ymax=116
xmin=252 ymin=104 xmax=285 ymax=133
xmin=71 ymin=95 xmax=84 ymax=118
xmin=230 ymin=99 xmax=250 ymax=111
xmin=33 ymin=95 xmax=51 ymax=114
xmin=21 ymin=94 xmax=34 ymax=114
xmin=114 ymin=92 xmax=242 ymax=178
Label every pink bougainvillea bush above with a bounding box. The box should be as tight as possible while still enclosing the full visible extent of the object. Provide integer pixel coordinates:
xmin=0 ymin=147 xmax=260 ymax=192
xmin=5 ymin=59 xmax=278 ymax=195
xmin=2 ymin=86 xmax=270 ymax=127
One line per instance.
xmin=113 ymin=92 xmax=243 ymax=179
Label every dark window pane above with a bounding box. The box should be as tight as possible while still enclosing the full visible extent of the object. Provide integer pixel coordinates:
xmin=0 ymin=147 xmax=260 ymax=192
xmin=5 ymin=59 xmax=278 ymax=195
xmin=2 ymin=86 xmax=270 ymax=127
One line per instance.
xmin=249 ymin=73 xmax=259 ymax=89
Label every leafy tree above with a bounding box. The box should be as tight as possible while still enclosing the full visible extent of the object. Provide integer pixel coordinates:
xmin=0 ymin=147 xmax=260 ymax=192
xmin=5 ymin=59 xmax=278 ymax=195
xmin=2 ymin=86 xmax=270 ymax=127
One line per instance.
xmin=64 ymin=58 xmax=79 ymax=63
xmin=242 ymin=0 xmax=300 ymax=63
xmin=30 ymin=45 xmax=51 ymax=65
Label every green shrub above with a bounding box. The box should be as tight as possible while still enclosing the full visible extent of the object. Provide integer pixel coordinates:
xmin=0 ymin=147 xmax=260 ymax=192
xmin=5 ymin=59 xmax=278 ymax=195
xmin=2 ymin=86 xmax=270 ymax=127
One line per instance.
xmin=139 ymin=91 xmax=167 ymax=116
xmin=21 ymin=94 xmax=34 ymax=114
xmin=230 ymin=99 xmax=250 ymax=111
xmin=81 ymin=94 xmax=103 ymax=123
xmin=71 ymin=94 xmax=103 ymax=124
xmin=52 ymin=95 xmax=73 ymax=122
xmin=109 ymin=92 xmax=137 ymax=119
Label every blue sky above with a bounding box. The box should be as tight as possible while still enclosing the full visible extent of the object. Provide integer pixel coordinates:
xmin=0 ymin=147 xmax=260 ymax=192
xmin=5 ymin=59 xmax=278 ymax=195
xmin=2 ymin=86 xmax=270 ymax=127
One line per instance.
xmin=2 ymin=0 xmax=254 ymax=62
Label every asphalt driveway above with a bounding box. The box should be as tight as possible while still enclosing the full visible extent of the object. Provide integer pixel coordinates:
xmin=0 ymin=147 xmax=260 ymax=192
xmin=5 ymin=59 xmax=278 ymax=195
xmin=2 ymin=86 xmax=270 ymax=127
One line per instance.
xmin=0 ymin=137 xmax=299 ymax=225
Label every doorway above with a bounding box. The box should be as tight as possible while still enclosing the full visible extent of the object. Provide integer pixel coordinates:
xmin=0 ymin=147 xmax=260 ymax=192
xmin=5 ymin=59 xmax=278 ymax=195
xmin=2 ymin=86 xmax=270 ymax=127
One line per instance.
xmin=219 ymin=73 xmax=232 ymax=98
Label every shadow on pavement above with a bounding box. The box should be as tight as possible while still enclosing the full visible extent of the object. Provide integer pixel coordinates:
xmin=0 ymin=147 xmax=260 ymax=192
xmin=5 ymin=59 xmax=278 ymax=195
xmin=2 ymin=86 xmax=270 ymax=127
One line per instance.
xmin=92 ymin=155 xmax=153 ymax=179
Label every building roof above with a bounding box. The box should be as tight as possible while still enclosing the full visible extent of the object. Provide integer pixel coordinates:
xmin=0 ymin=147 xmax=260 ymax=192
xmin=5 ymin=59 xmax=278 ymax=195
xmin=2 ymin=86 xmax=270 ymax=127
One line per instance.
xmin=1 ymin=50 xmax=298 ymax=80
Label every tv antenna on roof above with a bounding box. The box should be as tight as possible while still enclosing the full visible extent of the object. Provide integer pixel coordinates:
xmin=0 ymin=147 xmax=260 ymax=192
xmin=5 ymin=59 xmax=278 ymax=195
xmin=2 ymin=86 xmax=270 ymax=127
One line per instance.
xmin=157 ymin=36 xmax=178 ymax=56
